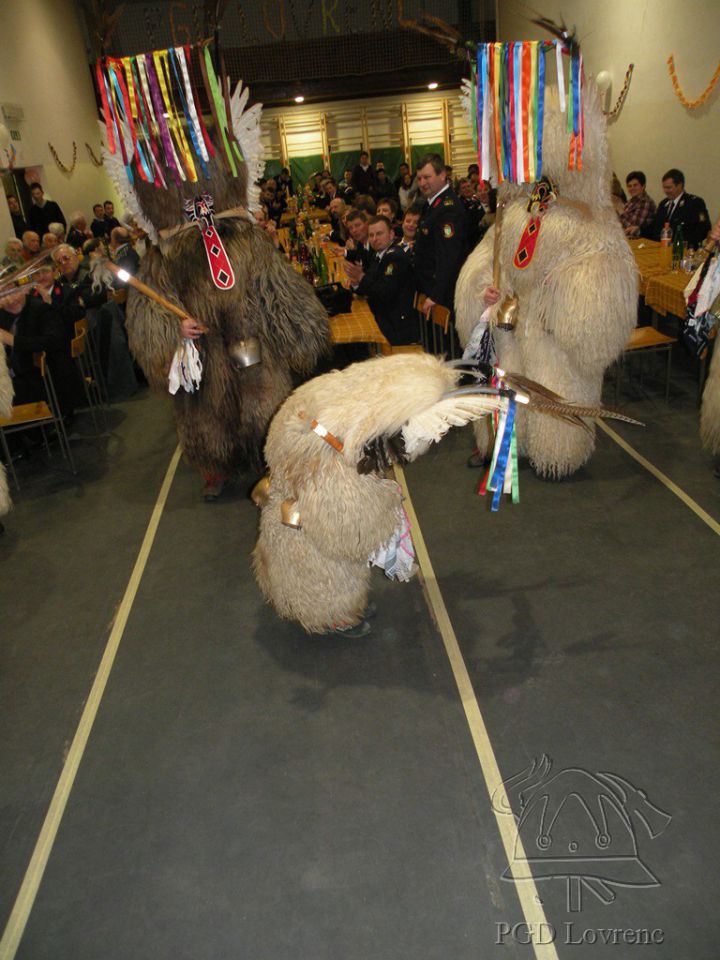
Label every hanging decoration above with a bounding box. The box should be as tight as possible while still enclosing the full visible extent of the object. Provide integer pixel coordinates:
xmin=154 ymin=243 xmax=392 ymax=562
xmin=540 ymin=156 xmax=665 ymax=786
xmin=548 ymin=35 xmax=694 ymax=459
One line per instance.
xmin=94 ymin=40 xmax=246 ymax=191
xmin=472 ymin=38 xmax=584 ymax=184
xmin=667 ymin=55 xmax=720 ymax=110
xmin=85 ymin=142 xmax=104 ymax=166
xmin=48 ymin=141 xmax=77 ymax=174
xmin=604 ymin=63 xmax=634 ymax=121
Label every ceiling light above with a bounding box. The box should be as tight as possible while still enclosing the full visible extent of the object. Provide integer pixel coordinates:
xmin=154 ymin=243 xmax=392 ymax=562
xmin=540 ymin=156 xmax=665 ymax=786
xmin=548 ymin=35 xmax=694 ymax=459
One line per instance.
xmin=294 ymin=95 xmax=305 ymax=103
xmin=428 ymin=82 xmax=438 ymax=90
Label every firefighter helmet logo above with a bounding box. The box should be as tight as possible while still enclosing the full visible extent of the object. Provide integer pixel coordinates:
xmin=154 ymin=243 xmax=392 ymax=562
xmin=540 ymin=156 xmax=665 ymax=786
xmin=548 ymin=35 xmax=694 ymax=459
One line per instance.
xmin=492 ymin=755 xmax=671 ymax=912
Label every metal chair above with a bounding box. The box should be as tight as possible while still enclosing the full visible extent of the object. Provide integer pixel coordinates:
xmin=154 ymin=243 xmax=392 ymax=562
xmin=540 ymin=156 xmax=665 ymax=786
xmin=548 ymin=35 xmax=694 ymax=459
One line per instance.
xmin=0 ymin=352 xmax=76 ymax=489
xmin=75 ymin=316 xmax=110 ymax=407
xmin=71 ymin=329 xmax=107 ymax=433
xmin=614 ymin=326 xmax=677 ymax=404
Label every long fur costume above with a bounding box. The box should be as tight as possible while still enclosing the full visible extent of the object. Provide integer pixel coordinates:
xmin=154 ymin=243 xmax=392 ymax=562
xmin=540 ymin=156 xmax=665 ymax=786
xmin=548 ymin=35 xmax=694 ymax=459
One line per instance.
xmin=455 ymin=82 xmax=638 ymax=478
xmin=0 ymin=347 xmax=12 ymax=517
xmin=126 ymin=220 xmax=330 ymax=475
xmin=700 ymin=347 xmax=720 ymax=455
xmin=253 ymin=353 xmax=485 ymax=633
xmin=106 ymin=84 xmax=330 ymax=478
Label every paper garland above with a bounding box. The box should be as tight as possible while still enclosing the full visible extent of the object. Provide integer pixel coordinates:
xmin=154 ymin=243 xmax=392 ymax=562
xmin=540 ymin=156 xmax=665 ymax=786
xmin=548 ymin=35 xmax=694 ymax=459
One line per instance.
xmin=96 ymin=42 xmax=241 ymax=190
xmin=474 ymin=39 xmax=584 ymax=183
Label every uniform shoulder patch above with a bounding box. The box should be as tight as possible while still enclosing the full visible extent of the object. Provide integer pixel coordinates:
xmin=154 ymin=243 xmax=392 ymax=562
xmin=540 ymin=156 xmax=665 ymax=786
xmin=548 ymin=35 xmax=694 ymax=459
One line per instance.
xmin=443 ymin=197 xmax=454 ymax=206
xmin=699 ymin=212 xmax=707 ymax=221
xmin=443 ymin=222 xmax=455 ymax=239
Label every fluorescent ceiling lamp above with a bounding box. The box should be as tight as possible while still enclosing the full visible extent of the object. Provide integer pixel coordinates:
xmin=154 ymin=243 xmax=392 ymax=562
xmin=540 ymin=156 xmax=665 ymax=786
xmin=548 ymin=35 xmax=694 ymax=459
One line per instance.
xmin=428 ymin=82 xmax=438 ymax=90
xmin=294 ymin=95 xmax=305 ymax=103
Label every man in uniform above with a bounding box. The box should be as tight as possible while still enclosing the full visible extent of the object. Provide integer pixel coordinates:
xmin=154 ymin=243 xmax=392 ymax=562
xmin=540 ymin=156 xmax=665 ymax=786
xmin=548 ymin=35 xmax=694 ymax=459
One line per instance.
xmin=344 ymin=216 xmax=417 ymax=345
xmin=343 ymin=208 xmax=374 ymax=271
xmin=643 ymin=168 xmax=710 ymax=247
xmin=413 ymin=153 xmax=469 ymax=319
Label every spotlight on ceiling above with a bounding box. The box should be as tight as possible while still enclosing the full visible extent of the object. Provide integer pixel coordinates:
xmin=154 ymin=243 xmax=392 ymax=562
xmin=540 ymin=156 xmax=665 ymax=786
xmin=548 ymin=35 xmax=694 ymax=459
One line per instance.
xmin=294 ymin=95 xmax=305 ymax=103
xmin=428 ymin=82 xmax=439 ymax=90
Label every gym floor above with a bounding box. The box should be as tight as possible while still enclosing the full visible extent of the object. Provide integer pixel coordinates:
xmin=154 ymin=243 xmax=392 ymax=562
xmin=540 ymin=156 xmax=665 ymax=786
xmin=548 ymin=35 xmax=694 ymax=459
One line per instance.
xmin=0 ymin=352 xmax=718 ymax=960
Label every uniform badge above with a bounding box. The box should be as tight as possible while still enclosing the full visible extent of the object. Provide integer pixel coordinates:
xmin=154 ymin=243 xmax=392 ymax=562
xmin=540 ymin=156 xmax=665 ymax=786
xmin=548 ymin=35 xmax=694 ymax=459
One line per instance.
xmin=385 ymin=263 xmax=394 ymax=275
xmin=700 ymin=212 xmax=707 ymax=222
xmin=443 ymin=222 xmax=455 ymax=239
xmin=421 ymin=227 xmax=429 ymax=235
xmin=443 ymin=197 xmax=454 ymax=206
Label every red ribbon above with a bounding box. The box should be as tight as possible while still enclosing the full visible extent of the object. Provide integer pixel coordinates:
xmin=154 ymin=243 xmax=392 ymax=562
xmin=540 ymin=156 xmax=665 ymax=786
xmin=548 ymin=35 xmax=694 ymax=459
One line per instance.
xmin=521 ymin=42 xmax=531 ymax=180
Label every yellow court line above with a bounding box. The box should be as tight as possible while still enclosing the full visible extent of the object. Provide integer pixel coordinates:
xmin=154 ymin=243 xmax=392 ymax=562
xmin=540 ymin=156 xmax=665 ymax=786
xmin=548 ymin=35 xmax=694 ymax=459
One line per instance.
xmin=394 ymin=463 xmax=559 ymax=960
xmin=0 ymin=445 xmax=182 ymax=960
xmin=597 ymin=420 xmax=720 ymax=536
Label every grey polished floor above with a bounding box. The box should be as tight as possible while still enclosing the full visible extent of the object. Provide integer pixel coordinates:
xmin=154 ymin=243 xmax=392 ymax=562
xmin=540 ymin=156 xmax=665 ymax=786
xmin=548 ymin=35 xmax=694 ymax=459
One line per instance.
xmin=1 ymin=356 xmax=718 ymax=959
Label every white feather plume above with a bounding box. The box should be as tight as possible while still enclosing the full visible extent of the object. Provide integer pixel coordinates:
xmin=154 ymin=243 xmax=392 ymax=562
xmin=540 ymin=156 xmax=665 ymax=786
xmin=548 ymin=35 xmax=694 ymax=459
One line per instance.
xmin=230 ymin=81 xmax=265 ymax=212
xmin=401 ymin=393 xmax=504 ymax=458
xmin=98 ymin=119 xmax=160 ymax=246
xmin=460 ymin=77 xmax=474 ymax=129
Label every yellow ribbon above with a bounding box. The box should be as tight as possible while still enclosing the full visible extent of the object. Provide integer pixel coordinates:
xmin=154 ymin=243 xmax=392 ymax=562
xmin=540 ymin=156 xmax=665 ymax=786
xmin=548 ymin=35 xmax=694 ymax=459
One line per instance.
xmin=153 ymin=50 xmax=196 ymax=182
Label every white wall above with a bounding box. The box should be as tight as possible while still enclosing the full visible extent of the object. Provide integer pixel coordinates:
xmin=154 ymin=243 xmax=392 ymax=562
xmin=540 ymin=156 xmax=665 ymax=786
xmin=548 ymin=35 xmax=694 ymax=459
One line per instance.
xmin=498 ymin=0 xmax=720 ymax=220
xmin=0 ymin=0 xmax=120 ymax=240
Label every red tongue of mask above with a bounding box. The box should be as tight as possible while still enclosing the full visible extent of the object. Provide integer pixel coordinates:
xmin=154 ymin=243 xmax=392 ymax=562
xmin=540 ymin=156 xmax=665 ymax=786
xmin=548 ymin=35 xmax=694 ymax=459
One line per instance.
xmin=184 ymin=193 xmax=236 ymax=291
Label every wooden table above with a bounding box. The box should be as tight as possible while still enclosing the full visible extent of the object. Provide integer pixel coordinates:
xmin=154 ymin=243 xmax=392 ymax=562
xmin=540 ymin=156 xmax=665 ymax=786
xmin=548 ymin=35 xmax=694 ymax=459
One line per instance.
xmin=329 ymin=296 xmax=390 ymax=352
xmin=628 ymin=237 xmax=701 ymax=318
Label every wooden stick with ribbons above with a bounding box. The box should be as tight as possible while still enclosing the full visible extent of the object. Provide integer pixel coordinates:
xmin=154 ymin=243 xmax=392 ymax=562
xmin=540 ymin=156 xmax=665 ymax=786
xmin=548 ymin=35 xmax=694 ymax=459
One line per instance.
xmin=103 ymin=259 xmax=206 ymax=332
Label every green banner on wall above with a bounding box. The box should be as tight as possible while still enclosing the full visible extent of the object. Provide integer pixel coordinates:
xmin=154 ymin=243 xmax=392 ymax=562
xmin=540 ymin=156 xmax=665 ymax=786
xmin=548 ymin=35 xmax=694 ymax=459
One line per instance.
xmin=290 ymin=155 xmax=325 ymax=192
xmin=410 ymin=143 xmax=445 ymax=170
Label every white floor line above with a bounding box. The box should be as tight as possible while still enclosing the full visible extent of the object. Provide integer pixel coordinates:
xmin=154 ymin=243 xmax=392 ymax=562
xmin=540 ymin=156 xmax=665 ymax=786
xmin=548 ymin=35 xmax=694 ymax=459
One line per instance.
xmin=597 ymin=420 xmax=720 ymax=535
xmin=395 ymin=463 xmax=559 ymax=960
xmin=0 ymin=445 xmax=182 ymax=960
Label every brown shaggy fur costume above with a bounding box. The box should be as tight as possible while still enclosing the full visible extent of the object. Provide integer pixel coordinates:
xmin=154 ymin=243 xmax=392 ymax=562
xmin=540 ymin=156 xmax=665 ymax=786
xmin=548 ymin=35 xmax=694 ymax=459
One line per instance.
xmin=253 ymin=354 xmax=473 ymax=633
xmin=455 ymin=83 xmax=637 ymax=479
xmin=107 ymin=92 xmax=330 ymax=479
xmin=126 ymin=220 xmax=330 ymax=476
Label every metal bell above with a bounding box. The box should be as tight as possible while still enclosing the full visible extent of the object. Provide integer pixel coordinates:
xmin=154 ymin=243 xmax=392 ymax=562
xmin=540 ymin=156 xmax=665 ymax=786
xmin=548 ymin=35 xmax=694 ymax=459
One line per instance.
xmin=228 ymin=336 xmax=262 ymax=367
xmin=496 ymin=294 xmax=519 ymax=330
xmin=280 ymin=498 xmax=302 ymax=529
xmin=250 ymin=475 xmax=271 ymax=507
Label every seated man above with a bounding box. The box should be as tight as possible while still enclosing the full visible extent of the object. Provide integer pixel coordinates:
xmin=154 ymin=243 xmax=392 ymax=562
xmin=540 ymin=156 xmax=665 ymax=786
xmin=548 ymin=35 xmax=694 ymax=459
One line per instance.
xmin=42 ymin=232 xmax=59 ymax=250
xmin=316 ymin=178 xmax=339 ymax=209
xmin=2 ymin=238 xmax=24 ymax=270
xmin=344 ymin=215 xmax=417 ymax=345
xmin=51 ymin=244 xmax=107 ymax=339
xmin=399 ymin=205 xmax=422 ymax=254
xmin=643 ymin=168 xmax=710 ymax=247
xmin=21 ymin=231 xmax=41 ymax=261
xmin=376 ymin=198 xmax=402 ymax=238
xmin=91 ymin=203 xmax=108 ymax=238
xmin=109 ymin=227 xmax=140 ymax=276
xmin=66 ymin=211 xmax=92 ymax=250
xmin=619 ymin=171 xmax=656 ymax=237
xmin=0 ymin=284 xmax=77 ymax=416
xmin=343 ymin=209 xmax=373 ymax=271
xmin=328 ymin=198 xmax=349 ymax=245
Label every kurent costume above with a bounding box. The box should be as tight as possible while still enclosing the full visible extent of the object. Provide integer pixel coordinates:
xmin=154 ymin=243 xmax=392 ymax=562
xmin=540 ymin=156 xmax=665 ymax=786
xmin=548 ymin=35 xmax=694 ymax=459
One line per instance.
xmin=456 ymin=61 xmax=637 ymax=479
xmin=251 ymin=353 xmax=639 ymax=634
xmin=99 ymin=50 xmax=330 ymax=489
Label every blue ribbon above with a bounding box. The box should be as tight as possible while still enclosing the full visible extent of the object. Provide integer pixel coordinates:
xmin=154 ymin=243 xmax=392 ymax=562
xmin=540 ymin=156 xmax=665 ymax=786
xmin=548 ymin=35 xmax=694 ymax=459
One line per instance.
xmin=490 ymin=398 xmax=516 ymax=512
xmin=501 ymin=44 xmax=512 ymax=181
xmin=476 ymin=46 xmax=484 ymax=160
xmin=572 ymin=48 xmax=580 ymax=137
xmin=170 ymin=48 xmax=210 ymax=181
xmin=106 ymin=67 xmax=134 ymax=185
xmin=536 ymin=43 xmax=546 ymax=178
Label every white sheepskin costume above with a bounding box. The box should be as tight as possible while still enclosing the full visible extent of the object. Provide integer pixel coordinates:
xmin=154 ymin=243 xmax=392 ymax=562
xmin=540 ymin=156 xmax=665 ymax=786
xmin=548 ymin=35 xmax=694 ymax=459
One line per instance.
xmin=455 ymin=81 xmax=638 ymax=478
